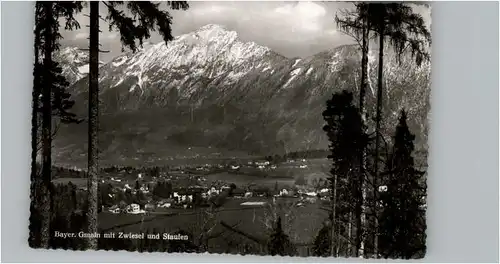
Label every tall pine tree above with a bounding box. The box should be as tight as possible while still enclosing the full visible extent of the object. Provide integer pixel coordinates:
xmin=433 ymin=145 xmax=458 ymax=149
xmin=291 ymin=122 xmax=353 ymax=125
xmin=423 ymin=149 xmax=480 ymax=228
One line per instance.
xmin=312 ymin=220 xmax=333 ymax=257
xmin=322 ymin=90 xmax=368 ymax=257
xmin=378 ymin=110 xmax=426 ymax=259
xmin=335 ymin=4 xmax=372 ymax=256
xmin=85 ymin=2 xmax=189 ymax=249
xmin=363 ymin=4 xmax=431 ymax=254
xmin=30 ymin=1 xmax=83 ymax=248
xmin=267 ymin=217 xmax=296 ymax=256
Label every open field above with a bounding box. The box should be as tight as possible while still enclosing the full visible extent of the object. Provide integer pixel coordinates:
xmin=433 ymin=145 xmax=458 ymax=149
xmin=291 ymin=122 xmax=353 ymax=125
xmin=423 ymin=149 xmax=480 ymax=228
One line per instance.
xmin=202 ymin=159 xmax=330 ymax=188
xmin=203 ymin=172 xmax=295 ymax=188
xmin=98 ymin=197 xmax=329 ymax=251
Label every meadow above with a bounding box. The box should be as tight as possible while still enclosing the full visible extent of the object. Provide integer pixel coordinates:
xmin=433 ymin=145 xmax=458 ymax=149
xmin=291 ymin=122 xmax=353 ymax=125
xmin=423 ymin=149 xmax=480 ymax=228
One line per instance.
xmin=98 ymin=196 xmax=330 ymax=255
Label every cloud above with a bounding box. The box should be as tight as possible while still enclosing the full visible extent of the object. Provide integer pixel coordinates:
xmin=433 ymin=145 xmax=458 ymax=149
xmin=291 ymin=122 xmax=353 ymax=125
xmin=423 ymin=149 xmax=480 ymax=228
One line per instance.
xmin=73 ymin=32 xmax=88 ymax=40
xmin=274 ymin=1 xmax=326 ymax=17
xmin=191 ymin=4 xmax=234 ymax=16
xmin=59 ymin=1 xmax=351 ymax=60
xmin=273 ymin=2 xmax=327 ymax=32
xmin=173 ymin=1 xmax=334 ymax=48
xmin=106 ymin=32 xmax=118 ymax=40
xmin=59 ymin=1 xmax=431 ymax=61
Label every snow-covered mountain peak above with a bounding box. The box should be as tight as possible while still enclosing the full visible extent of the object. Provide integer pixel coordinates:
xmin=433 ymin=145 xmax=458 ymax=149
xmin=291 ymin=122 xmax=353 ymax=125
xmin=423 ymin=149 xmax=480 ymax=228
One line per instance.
xmin=54 ymin=46 xmax=106 ymax=84
xmin=57 ymin=47 xmax=88 ymax=65
xmin=196 ymin=24 xmax=227 ymax=32
xmin=193 ymin=24 xmax=234 ymax=40
xmin=54 ymin=47 xmax=90 ymax=84
xmin=196 ymin=23 xmax=229 ymax=34
xmin=176 ymin=24 xmax=238 ymax=48
xmin=91 ymin=24 xmax=278 ymax=91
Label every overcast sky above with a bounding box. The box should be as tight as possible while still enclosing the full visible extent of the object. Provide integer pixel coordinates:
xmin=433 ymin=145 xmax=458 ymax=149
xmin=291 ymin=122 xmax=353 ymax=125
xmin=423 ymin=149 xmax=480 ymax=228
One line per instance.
xmin=60 ymin=1 xmax=431 ymax=62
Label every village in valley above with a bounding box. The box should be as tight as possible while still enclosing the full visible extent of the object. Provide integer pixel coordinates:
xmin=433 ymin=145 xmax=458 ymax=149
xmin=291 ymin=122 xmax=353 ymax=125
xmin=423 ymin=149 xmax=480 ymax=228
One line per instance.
xmin=52 ymin=153 xmax=332 ymax=217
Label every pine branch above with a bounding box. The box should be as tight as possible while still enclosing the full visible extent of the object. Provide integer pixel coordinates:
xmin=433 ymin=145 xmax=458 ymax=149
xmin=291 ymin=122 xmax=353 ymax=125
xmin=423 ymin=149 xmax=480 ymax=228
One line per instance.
xmin=83 ymin=13 xmax=107 ymax=22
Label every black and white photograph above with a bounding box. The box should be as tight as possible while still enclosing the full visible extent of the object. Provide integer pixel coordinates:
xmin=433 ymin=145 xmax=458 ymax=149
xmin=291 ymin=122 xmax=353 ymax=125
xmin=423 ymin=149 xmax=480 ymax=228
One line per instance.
xmin=29 ymin=1 xmax=431 ymax=258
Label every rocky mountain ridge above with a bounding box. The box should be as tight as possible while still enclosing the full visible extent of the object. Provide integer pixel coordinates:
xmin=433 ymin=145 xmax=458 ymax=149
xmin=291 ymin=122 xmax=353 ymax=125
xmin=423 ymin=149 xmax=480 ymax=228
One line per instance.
xmin=54 ymin=24 xmax=430 ymax=167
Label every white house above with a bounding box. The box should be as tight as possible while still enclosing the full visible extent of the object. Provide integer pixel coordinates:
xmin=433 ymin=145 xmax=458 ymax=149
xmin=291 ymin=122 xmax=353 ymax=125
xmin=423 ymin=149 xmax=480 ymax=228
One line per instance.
xmin=126 ymin=204 xmax=141 ymax=214
xmin=109 ymin=206 xmax=120 ymax=214
xmin=306 ymin=191 xmax=317 ymax=197
xmin=240 ymin=201 xmax=266 ymax=206
xmin=319 ymin=188 xmax=330 ymax=194
xmin=157 ymin=201 xmax=171 ymax=208
xmin=255 ymin=161 xmax=270 ymax=166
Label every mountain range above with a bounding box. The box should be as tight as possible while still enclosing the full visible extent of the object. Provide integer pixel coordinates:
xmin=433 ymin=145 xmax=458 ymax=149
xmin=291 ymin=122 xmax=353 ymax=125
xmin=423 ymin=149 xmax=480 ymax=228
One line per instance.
xmin=53 ymin=24 xmax=430 ymax=167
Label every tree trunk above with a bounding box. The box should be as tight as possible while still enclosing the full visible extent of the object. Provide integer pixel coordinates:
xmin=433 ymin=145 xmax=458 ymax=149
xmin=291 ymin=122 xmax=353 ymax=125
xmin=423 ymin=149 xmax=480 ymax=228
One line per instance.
xmin=31 ymin=15 xmax=40 ymax=202
xmin=30 ymin=5 xmax=42 ymax=247
xmin=40 ymin=1 xmax=53 ymax=249
xmin=356 ymin=19 xmax=370 ymax=259
xmin=373 ymin=21 xmax=385 ymax=259
xmin=87 ymin=0 xmax=100 ymax=250
xmin=335 ymin=219 xmax=341 ymax=257
xmin=347 ymin=211 xmax=352 ymax=256
xmin=359 ymin=20 xmax=369 ymax=122
xmin=330 ymin=173 xmax=337 ymax=257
